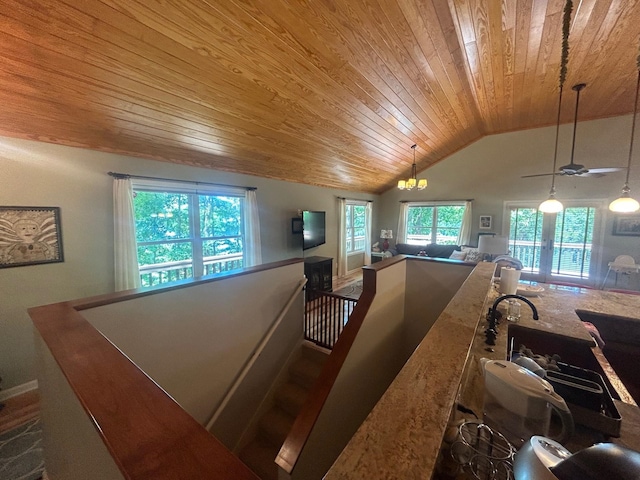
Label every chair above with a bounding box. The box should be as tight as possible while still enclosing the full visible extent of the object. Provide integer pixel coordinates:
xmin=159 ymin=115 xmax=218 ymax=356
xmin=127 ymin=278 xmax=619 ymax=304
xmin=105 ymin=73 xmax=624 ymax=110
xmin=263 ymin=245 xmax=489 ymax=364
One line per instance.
xmin=601 ymin=255 xmax=640 ymax=289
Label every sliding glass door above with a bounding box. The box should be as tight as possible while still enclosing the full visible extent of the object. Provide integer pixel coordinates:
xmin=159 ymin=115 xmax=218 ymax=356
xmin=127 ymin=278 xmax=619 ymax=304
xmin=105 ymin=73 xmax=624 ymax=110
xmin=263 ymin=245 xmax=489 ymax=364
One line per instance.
xmin=506 ymin=202 xmax=602 ymax=286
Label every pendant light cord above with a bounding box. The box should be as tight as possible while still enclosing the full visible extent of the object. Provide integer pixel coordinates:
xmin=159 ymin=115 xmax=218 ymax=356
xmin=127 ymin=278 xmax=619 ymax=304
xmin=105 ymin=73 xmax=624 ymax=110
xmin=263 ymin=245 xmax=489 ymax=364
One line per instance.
xmin=550 ymin=85 xmax=564 ymax=192
xmin=625 ymin=63 xmax=640 ymax=187
xmin=549 ymin=0 xmax=573 ymax=194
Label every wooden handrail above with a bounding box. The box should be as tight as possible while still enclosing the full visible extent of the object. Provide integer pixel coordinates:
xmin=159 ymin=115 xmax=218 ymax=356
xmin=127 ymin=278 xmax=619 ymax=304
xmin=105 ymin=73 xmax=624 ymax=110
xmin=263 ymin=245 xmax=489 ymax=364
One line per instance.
xmin=276 ymin=265 xmax=379 ymax=474
xmin=29 ymin=258 xmax=304 ymax=480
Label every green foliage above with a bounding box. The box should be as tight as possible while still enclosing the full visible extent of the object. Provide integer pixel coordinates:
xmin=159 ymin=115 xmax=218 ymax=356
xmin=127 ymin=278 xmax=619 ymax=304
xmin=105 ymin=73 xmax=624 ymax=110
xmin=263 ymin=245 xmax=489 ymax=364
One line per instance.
xmin=134 ymin=191 xmax=244 ymax=267
xmin=407 ymin=205 xmax=464 ymax=244
xmin=346 ymin=204 xmax=367 ymax=252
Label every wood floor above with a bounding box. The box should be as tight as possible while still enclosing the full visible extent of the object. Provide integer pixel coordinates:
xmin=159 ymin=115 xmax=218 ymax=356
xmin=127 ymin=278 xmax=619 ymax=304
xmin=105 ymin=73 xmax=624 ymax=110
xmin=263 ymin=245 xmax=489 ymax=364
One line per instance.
xmin=332 ymin=270 xmax=362 ymax=291
xmin=0 ymin=390 xmax=40 ymax=435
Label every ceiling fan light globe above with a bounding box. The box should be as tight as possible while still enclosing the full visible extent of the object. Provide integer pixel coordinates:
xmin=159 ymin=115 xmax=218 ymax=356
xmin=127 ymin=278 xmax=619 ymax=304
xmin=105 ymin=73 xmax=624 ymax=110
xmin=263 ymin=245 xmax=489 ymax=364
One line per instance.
xmin=417 ymin=179 xmax=427 ymax=190
xmin=539 ymin=197 xmax=564 ymax=213
xmin=609 ymin=194 xmax=640 ymax=213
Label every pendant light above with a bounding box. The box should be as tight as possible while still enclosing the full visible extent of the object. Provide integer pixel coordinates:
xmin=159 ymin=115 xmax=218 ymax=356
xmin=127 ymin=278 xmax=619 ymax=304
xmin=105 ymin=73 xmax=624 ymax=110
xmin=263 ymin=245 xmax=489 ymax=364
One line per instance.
xmin=609 ymin=49 xmax=640 ymax=213
xmin=539 ymin=0 xmax=572 ymax=213
xmin=397 ymin=144 xmax=427 ymax=191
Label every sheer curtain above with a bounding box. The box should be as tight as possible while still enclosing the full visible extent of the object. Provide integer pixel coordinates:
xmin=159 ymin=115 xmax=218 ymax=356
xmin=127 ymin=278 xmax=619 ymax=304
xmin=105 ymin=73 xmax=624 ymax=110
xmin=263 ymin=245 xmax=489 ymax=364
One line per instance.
xmin=457 ymin=201 xmax=473 ymax=246
xmin=364 ymin=202 xmax=372 ymax=265
xmin=113 ymin=177 xmax=140 ymax=291
xmin=337 ymin=198 xmax=347 ymax=277
xmin=244 ymin=190 xmax=262 ymax=266
xmin=396 ymin=202 xmax=408 ymax=244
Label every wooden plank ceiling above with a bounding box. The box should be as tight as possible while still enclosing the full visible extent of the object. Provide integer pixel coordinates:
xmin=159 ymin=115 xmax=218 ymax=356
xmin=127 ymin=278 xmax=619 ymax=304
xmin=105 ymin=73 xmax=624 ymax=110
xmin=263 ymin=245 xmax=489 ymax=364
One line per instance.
xmin=1 ymin=0 xmax=639 ymax=193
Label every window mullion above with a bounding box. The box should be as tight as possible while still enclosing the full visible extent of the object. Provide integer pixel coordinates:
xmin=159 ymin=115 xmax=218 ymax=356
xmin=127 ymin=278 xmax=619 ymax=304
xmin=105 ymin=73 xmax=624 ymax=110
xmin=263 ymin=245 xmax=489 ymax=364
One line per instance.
xmin=431 ymin=208 xmax=438 ymax=243
xmin=191 ymin=194 xmax=203 ymax=277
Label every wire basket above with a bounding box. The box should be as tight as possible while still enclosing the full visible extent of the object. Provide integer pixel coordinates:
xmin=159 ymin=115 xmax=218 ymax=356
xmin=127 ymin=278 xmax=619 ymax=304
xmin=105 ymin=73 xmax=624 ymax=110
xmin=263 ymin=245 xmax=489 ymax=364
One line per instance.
xmin=450 ymin=421 xmax=515 ymax=480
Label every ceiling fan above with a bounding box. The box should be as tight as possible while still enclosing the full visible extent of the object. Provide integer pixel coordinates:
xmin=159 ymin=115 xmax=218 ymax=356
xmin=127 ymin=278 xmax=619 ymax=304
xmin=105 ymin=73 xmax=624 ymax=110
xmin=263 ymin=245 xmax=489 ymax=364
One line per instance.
xmin=523 ymin=83 xmax=623 ymax=179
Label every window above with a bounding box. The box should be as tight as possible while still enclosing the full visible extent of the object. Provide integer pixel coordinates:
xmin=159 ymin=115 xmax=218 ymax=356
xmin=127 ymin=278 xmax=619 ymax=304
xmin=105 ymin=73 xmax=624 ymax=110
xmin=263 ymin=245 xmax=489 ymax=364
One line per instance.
xmin=133 ymin=184 xmax=246 ymax=287
xmin=405 ymin=203 xmax=466 ymax=245
xmin=345 ymin=203 xmax=366 ymax=253
xmin=506 ymin=202 xmax=600 ymax=284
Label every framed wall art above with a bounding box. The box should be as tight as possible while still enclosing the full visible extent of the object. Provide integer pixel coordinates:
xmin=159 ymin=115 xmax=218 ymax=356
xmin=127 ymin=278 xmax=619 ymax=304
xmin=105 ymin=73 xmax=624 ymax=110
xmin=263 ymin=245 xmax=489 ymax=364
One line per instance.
xmin=612 ymin=214 xmax=640 ymax=236
xmin=479 ymin=215 xmax=492 ymax=230
xmin=0 ymin=206 xmax=64 ymax=268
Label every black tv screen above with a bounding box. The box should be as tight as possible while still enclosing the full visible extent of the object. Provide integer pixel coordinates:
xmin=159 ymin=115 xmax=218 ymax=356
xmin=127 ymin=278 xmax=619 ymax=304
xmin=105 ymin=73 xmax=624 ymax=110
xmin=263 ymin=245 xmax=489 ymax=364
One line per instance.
xmin=302 ymin=211 xmax=326 ymax=250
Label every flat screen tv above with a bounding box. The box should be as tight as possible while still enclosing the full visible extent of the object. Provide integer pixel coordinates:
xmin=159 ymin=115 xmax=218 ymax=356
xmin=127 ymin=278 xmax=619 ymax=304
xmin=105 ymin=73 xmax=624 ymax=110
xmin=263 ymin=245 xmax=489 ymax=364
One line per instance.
xmin=302 ymin=210 xmax=326 ymax=250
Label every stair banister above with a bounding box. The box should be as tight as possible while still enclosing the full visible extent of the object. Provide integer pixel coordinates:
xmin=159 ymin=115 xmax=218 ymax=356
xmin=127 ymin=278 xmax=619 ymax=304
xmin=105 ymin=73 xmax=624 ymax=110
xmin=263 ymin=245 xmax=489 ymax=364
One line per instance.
xmin=205 ymin=277 xmax=308 ymax=431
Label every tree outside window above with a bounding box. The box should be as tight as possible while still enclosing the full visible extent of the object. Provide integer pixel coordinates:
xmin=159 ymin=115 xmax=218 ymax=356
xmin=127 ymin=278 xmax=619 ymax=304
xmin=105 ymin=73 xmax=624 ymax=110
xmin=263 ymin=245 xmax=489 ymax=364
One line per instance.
xmin=134 ymin=190 xmax=244 ymax=287
xmin=406 ymin=204 xmax=466 ymax=245
xmin=346 ymin=203 xmax=366 ymax=253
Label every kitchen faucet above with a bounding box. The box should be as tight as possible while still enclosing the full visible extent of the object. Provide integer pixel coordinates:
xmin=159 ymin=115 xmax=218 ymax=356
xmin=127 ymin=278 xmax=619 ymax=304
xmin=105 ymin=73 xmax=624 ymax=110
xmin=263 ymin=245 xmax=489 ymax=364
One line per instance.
xmin=485 ymin=294 xmax=539 ymax=345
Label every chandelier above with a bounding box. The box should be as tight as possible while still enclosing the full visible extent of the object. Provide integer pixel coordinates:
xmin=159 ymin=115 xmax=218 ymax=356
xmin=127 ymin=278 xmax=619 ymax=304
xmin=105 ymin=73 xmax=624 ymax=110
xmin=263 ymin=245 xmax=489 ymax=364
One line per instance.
xmin=397 ymin=144 xmax=427 ymax=191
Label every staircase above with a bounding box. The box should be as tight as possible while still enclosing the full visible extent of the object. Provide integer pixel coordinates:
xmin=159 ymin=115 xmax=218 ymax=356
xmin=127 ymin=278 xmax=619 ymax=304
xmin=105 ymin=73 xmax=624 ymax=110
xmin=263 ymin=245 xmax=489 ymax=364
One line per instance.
xmin=239 ymin=342 xmax=330 ymax=480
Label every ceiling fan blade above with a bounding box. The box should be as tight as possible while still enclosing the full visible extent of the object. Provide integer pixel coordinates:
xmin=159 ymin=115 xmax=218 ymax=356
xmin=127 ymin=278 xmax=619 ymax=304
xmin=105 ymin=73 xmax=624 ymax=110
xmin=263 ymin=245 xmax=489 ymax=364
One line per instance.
xmin=574 ymin=172 xmax=605 ymax=178
xmin=586 ymin=167 xmax=624 ymax=173
xmin=521 ymin=173 xmax=562 ymax=178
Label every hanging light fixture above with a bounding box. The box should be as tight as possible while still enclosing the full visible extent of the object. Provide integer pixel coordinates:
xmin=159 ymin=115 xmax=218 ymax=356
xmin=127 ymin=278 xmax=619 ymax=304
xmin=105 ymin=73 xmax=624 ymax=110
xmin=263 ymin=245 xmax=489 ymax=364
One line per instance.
xmin=397 ymin=144 xmax=427 ymax=191
xmin=609 ymin=48 xmax=640 ymax=213
xmin=540 ymin=0 xmax=572 ymax=213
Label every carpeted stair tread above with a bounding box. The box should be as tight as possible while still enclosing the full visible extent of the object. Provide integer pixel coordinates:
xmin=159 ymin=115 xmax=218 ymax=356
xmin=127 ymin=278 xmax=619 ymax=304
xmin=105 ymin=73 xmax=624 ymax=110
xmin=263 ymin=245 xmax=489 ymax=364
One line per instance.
xmin=259 ymin=407 xmax=295 ymax=446
xmin=275 ymin=382 xmax=309 ymax=417
xmin=300 ymin=342 xmax=331 ymax=365
xmin=289 ymin=356 xmax=325 ymax=389
xmin=239 ymin=436 xmax=279 ymax=480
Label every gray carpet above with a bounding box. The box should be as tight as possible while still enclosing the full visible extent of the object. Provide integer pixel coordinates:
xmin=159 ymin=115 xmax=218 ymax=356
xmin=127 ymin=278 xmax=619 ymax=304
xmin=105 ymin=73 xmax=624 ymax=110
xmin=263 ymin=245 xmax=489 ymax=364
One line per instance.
xmin=0 ymin=418 xmax=44 ymax=480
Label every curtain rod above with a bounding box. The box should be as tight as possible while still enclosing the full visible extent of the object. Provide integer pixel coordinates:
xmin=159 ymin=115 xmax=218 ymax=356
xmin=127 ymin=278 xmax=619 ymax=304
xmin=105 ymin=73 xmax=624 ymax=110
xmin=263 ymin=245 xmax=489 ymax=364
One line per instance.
xmin=108 ymin=172 xmax=257 ymax=191
xmin=400 ymin=199 xmax=473 ymax=203
xmin=337 ymin=196 xmax=373 ymax=202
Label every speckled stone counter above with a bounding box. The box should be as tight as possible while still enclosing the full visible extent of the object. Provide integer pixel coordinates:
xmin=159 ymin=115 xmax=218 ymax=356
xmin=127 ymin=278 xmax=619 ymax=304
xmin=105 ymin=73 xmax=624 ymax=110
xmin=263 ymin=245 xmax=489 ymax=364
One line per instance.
xmin=505 ymin=283 xmax=640 ymax=344
xmin=325 ymin=264 xmax=640 ymax=480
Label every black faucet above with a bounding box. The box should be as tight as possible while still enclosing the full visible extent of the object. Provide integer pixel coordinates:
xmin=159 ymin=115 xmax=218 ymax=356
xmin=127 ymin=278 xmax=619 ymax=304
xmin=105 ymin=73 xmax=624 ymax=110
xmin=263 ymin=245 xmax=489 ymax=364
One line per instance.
xmin=485 ymin=294 xmax=539 ymax=345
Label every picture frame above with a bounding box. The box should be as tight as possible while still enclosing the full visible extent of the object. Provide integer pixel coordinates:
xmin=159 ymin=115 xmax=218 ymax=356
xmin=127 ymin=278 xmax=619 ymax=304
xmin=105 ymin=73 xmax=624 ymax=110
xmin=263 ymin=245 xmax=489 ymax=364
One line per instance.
xmin=612 ymin=214 xmax=640 ymax=236
xmin=479 ymin=215 xmax=492 ymax=230
xmin=0 ymin=206 xmax=64 ymax=268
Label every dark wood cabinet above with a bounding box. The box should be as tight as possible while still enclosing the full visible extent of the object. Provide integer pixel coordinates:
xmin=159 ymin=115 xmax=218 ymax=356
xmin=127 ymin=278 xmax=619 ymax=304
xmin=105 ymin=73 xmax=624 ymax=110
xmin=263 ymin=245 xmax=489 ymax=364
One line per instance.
xmin=304 ymin=256 xmax=332 ymax=299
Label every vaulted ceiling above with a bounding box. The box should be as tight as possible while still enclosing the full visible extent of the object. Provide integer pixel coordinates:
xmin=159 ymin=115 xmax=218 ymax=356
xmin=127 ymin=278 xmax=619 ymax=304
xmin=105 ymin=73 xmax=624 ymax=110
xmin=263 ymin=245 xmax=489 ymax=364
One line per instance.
xmin=1 ymin=1 xmax=639 ymax=193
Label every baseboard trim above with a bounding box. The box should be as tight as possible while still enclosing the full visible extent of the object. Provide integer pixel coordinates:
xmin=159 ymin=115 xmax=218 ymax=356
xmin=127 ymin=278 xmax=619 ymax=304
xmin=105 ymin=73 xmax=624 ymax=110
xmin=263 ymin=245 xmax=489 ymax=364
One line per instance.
xmin=0 ymin=380 xmax=38 ymax=402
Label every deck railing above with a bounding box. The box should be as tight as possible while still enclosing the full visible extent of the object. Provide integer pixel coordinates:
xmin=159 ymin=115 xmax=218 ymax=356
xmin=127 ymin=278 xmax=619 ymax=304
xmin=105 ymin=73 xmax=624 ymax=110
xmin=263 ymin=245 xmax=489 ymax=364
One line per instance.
xmin=512 ymin=242 xmax=591 ymax=278
xmin=304 ymin=291 xmax=357 ymax=349
xmin=139 ymin=253 xmax=244 ymax=287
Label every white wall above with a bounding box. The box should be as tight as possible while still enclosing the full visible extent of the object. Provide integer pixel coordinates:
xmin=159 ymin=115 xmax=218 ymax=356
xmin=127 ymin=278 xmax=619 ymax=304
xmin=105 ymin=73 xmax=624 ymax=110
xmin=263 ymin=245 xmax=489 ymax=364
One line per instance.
xmin=82 ymin=263 xmax=304 ymax=426
xmin=378 ymin=115 xmax=640 ymax=284
xmin=0 ymin=136 xmax=375 ymax=391
xmin=403 ymin=260 xmax=474 ymax=354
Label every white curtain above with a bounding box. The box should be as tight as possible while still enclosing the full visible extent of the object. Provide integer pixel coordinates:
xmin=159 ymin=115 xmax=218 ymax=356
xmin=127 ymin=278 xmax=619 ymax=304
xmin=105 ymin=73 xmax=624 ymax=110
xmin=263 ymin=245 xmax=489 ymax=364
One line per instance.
xmin=113 ymin=178 xmax=141 ymax=291
xmin=457 ymin=201 xmax=473 ymax=246
xmin=396 ymin=202 xmax=408 ymax=244
xmin=337 ymin=197 xmax=347 ymax=277
xmin=244 ymin=189 xmax=262 ymax=267
xmin=364 ymin=202 xmax=372 ymax=265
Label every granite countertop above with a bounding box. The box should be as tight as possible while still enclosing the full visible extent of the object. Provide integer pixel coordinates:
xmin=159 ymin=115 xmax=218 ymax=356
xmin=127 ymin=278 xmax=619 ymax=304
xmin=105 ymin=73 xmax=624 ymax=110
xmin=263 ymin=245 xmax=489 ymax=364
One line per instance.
xmin=326 ymin=265 xmax=640 ymax=479
xmin=507 ymin=283 xmax=640 ymax=343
